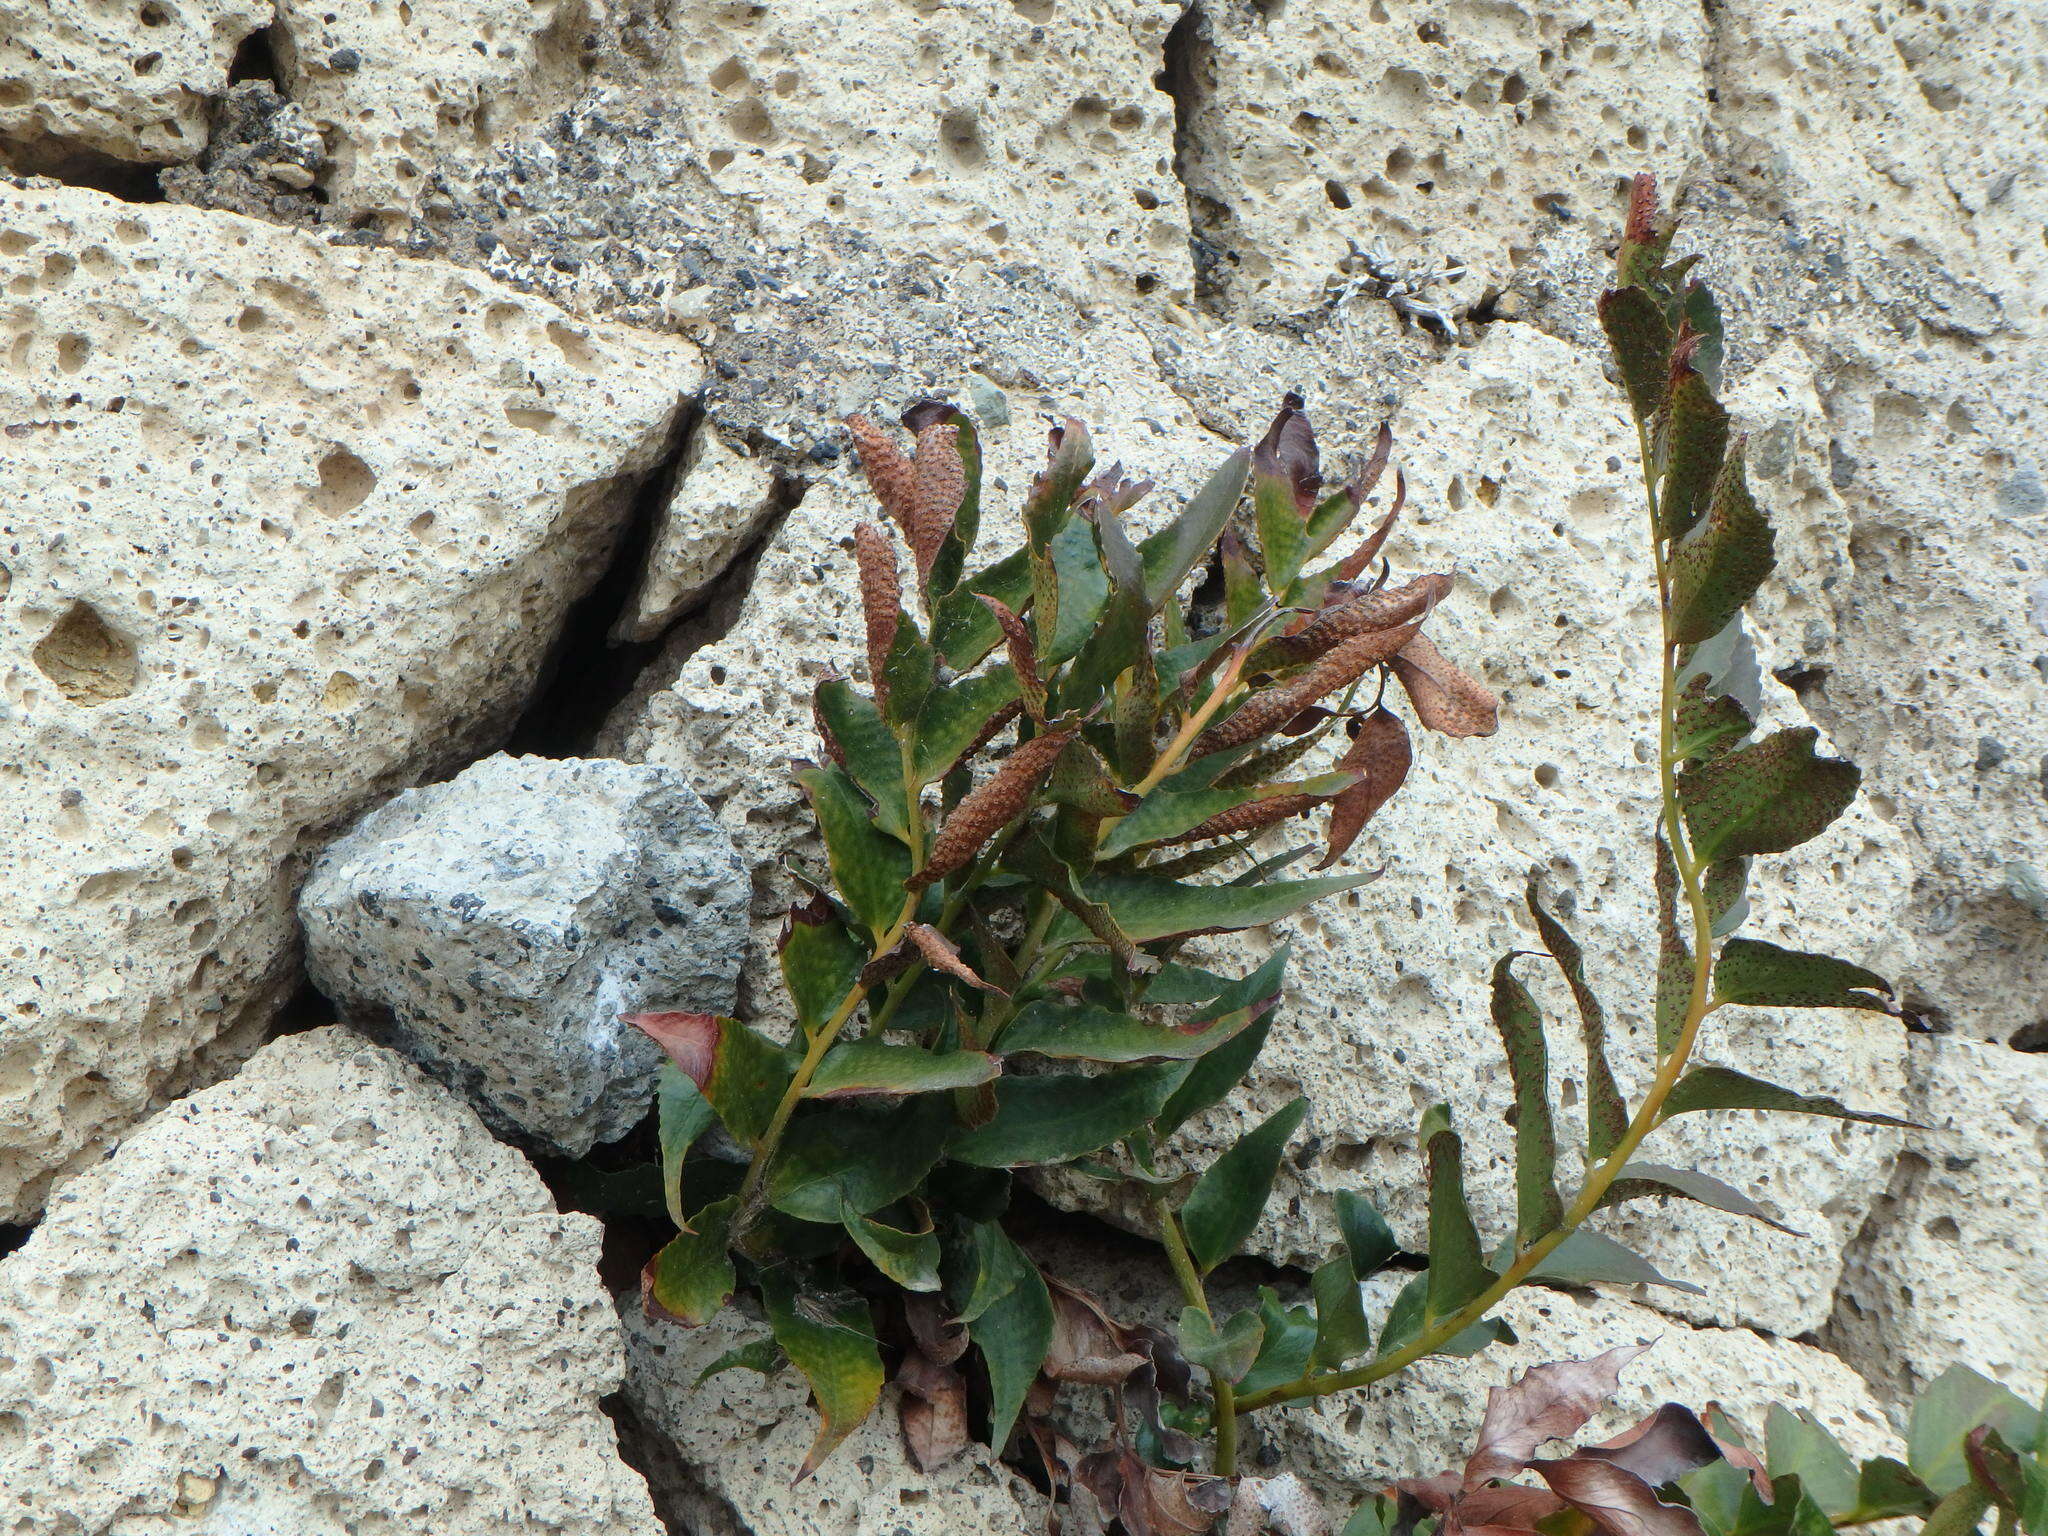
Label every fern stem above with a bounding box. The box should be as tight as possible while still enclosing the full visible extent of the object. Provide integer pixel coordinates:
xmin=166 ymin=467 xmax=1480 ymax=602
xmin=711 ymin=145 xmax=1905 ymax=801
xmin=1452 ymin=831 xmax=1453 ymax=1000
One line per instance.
xmin=1233 ymin=414 xmax=1722 ymax=1415
xmin=1154 ymin=1196 xmax=1238 ymax=1478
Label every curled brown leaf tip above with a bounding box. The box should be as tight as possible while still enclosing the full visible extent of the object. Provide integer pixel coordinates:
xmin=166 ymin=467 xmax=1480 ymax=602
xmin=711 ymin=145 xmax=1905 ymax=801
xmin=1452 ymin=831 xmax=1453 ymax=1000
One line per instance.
xmin=906 ymin=922 xmax=1006 ymax=994
xmin=1318 ymin=705 xmax=1413 ymax=868
xmin=909 ymin=422 xmax=966 ymax=580
xmin=845 ymin=414 xmax=917 ymax=537
xmin=913 ymin=728 xmax=1076 ymax=889
xmin=1389 ymin=632 xmax=1499 ymax=738
xmin=1332 ymin=468 xmax=1408 ymax=583
xmin=852 ymin=521 xmax=901 ymax=706
xmin=621 ymin=1011 xmax=721 ymax=1087
xmin=1255 ymin=390 xmax=1322 ymax=516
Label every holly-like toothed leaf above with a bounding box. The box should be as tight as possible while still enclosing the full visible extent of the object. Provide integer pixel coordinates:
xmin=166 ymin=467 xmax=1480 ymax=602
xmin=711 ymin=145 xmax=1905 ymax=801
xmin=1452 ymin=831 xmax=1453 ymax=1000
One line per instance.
xmin=1526 ymin=877 xmax=1628 ymax=1162
xmin=1052 ymin=870 xmax=1375 ymax=946
xmin=929 ymin=547 xmax=1032 ymax=670
xmin=1520 ymin=1229 xmax=1705 ymax=1293
xmin=841 ymin=1201 xmax=942 ymax=1292
xmin=1680 ymin=727 xmax=1860 ymax=863
xmin=949 ymin=1062 xmax=1189 ymax=1167
xmin=1239 ymin=1287 xmax=1319 ymax=1398
xmin=768 ymin=1095 xmax=953 ymax=1221
xmin=1337 ymin=1190 xmax=1400 ymax=1277
xmin=1670 ymin=445 xmax=1775 ymax=643
xmin=1138 ymin=446 xmax=1253 ymax=609
xmin=1654 ymin=834 xmax=1694 ymax=1056
xmin=794 ymin=765 xmax=913 ymax=937
xmin=625 ymin=1011 xmax=795 ymax=1148
xmin=804 ymin=1039 xmax=999 ymax=1098
xmin=1765 ymin=1406 xmax=1861 ymax=1518
xmin=961 ymin=1222 xmax=1053 ymax=1450
xmin=779 ymin=895 xmax=867 ymax=1040
xmin=1599 ymin=285 xmax=1675 ymax=425
xmin=696 ymin=1335 xmax=785 ymax=1386
xmin=1659 ymin=1065 xmax=1915 ymax=1128
xmin=995 ymin=987 xmax=1275 ymax=1064
xmin=1674 ymin=677 xmax=1752 ymax=763
xmin=1420 ymin=1103 xmax=1493 ymax=1320
xmin=1598 ymin=1161 xmax=1800 ymax=1235
xmin=760 ymin=1268 xmax=885 ymax=1481
xmin=911 ymin=666 xmax=1023 ymax=786
xmin=657 ymin=1062 xmax=717 ymax=1229
xmin=813 ymin=679 xmax=910 ymax=839
xmin=1712 ymin=938 xmax=1896 ymax=1014
xmin=642 ymin=1195 xmax=737 ymax=1326
xmin=1309 ymin=1256 xmax=1373 ymax=1370
xmin=1908 ymin=1365 xmax=2043 ymax=1496
xmin=1100 ymin=773 xmax=1354 ymax=857
xmin=1489 ymin=954 xmax=1564 ymax=1246
xmin=1180 ymin=1096 xmax=1309 ymax=1273
xmin=1179 ymin=1305 xmax=1266 ymax=1385
xmin=1658 ymin=367 xmax=1729 ymax=542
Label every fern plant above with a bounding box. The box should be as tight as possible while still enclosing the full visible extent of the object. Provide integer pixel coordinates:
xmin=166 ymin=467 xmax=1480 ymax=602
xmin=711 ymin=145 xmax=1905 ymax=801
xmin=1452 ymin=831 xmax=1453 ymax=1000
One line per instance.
xmin=618 ymin=175 xmax=1908 ymax=1524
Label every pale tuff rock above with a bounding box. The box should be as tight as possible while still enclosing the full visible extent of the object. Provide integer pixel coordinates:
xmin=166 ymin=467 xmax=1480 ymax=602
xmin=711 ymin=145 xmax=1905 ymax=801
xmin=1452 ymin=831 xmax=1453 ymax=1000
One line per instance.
xmin=619 ymin=423 xmax=785 ymax=644
xmin=0 ymin=1029 xmax=660 ymax=1536
xmin=1171 ymin=0 xmax=1708 ymax=317
xmin=0 ymin=182 xmax=698 ymax=1221
xmin=620 ymin=1303 xmax=1047 ymax=1536
xmin=1830 ymin=1039 xmax=2048 ymax=1410
xmin=301 ymin=753 xmax=751 ymax=1156
xmin=0 ymin=0 xmax=270 ymax=170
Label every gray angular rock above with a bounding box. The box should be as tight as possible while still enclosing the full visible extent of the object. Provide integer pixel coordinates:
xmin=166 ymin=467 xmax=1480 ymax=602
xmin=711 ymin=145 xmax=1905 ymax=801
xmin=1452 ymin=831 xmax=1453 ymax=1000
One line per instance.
xmin=301 ymin=753 xmax=749 ymax=1156
xmin=0 ymin=1027 xmax=659 ymax=1535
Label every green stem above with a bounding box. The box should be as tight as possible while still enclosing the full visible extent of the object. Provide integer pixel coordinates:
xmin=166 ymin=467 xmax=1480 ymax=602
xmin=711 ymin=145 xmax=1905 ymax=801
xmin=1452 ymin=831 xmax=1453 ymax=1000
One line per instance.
xmin=1234 ymin=411 xmax=1722 ymax=1416
xmin=1154 ymin=1197 xmax=1237 ymax=1479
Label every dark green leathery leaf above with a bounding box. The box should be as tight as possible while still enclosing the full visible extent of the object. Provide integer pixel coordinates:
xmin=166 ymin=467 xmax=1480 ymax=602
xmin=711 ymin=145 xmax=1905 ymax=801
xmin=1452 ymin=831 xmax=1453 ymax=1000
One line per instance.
xmin=960 ymin=1222 xmax=1052 ymax=1449
xmin=795 ymin=764 xmax=913 ymax=937
xmin=1180 ymin=1096 xmax=1308 ymax=1273
xmin=1712 ymin=938 xmax=1895 ymax=1014
xmin=627 ymin=1011 xmax=795 ymax=1148
xmin=1420 ymin=1103 xmax=1491 ymax=1320
xmin=1597 ymin=1161 xmax=1800 ymax=1234
xmin=1670 ymin=445 xmax=1775 ymax=643
xmin=1680 ymin=727 xmax=1859 ymax=863
xmin=841 ymin=1201 xmax=942 ymax=1292
xmin=1658 ymin=1065 xmax=1914 ymax=1128
xmin=657 ymin=1063 xmax=717 ymax=1228
xmin=1526 ymin=877 xmax=1627 ymax=1162
xmin=1138 ymin=446 xmax=1252 ymax=608
xmin=1309 ymin=1256 xmax=1373 ymax=1369
xmin=643 ymin=1195 xmax=737 ymax=1325
xmin=1599 ymin=284 xmax=1674 ymax=425
xmin=803 ymin=1039 xmax=1000 ymax=1098
xmin=1489 ymin=953 xmax=1563 ymax=1245
xmin=778 ymin=895 xmax=867 ymax=1040
xmin=769 ymin=1095 xmax=953 ymax=1220
xmin=1048 ymin=870 xmax=1374 ymax=945
xmin=1519 ymin=1229 xmax=1704 ymax=1293
xmin=1336 ymin=1189 xmax=1399 ymax=1277
xmin=949 ymin=1062 xmax=1189 ymax=1167
xmin=1657 ymin=366 xmax=1729 ymax=541
xmin=1179 ymin=1306 xmax=1266 ymax=1385
xmin=813 ymin=679 xmax=910 ymax=840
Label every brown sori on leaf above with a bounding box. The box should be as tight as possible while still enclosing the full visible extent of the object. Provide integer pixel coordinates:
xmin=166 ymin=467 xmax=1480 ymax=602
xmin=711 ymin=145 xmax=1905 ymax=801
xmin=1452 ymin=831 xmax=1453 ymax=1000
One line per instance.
xmin=906 ymin=922 xmax=1006 ymax=994
xmin=909 ymin=421 xmax=966 ymax=580
xmin=1165 ymin=791 xmax=1324 ymax=847
xmin=1625 ymin=171 xmax=1659 ymax=245
xmin=912 ymin=727 xmax=1076 ymax=889
xmin=1196 ymin=614 xmax=1428 ymax=756
xmin=845 ymin=414 xmax=916 ymax=536
xmin=1260 ymin=571 xmax=1451 ymax=669
xmin=1330 ymin=469 xmax=1407 ymax=583
xmin=1318 ymin=705 xmax=1413 ymax=868
xmin=976 ymin=594 xmax=1046 ymax=720
xmin=1388 ymin=632 xmax=1499 ymax=737
xmin=853 ymin=521 xmax=901 ymax=708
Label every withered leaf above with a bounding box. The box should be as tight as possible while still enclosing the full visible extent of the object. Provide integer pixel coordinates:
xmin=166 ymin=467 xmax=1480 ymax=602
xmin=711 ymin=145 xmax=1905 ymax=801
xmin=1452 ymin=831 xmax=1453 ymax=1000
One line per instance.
xmin=903 ymin=1292 xmax=968 ymax=1367
xmin=621 ymin=1010 xmax=720 ymax=1088
xmin=1465 ymin=1344 xmax=1651 ymax=1486
xmin=1531 ymin=1456 xmax=1708 ymax=1536
xmin=1388 ymin=633 xmax=1499 ymax=738
xmin=1044 ymin=1280 xmax=1146 ymax=1385
xmin=1330 ymin=469 xmax=1407 ymax=583
xmin=1319 ymin=705 xmax=1412 ymax=868
xmin=897 ymin=1350 xmax=971 ymax=1471
xmin=905 ymin=922 xmax=1007 ymax=994
xmin=1583 ymin=1402 xmax=1729 ymax=1491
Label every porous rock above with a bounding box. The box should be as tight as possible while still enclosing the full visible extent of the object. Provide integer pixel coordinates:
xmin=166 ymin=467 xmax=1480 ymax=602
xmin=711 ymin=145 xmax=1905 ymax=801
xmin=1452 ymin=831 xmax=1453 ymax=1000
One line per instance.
xmin=619 ymin=422 xmax=785 ymax=643
xmin=0 ymin=1027 xmax=660 ymax=1536
xmin=0 ymin=0 xmax=270 ymax=170
xmin=301 ymin=753 xmax=750 ymax=1156
xmin=619 ymin=1303 xmax=1047 ymax=1536
xmin=0 ymin=181 xmax=698 ymax=1221
xmin=1829 ymin=1038 xmax=2048 ymax=1408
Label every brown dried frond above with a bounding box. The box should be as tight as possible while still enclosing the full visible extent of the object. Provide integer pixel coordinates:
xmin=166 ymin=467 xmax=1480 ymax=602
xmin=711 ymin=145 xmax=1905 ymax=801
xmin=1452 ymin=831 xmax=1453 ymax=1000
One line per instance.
xmin=853 ymin=521 xmax=901 ymax=709
xmin=1318 ymin=705 xmax=1412 ymax=868
xmin=845 ymin=414 xmax=917 ymax=536
xmin=912 ymin=728 xmax=1075 ymax=889
xmin=909 ymin=422 xmax=966 ymax=580
xmin=1194 ymin=613 xmax=1426 ymax=757
xmin=1388 ymin=632 xmax=1500 ymax=737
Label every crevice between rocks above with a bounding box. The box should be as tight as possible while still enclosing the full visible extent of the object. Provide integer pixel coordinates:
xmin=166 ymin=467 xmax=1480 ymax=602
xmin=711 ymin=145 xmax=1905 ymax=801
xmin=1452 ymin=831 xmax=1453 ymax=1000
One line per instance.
xmin=1157 ymin=3 xmax=1231 ymax=319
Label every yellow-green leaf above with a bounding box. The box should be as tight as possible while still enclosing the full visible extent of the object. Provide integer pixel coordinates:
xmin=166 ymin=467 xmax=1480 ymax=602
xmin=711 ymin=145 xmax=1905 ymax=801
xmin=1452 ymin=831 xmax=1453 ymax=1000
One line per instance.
xmin=761 ymin=1268 xmax=885 ymax=1481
